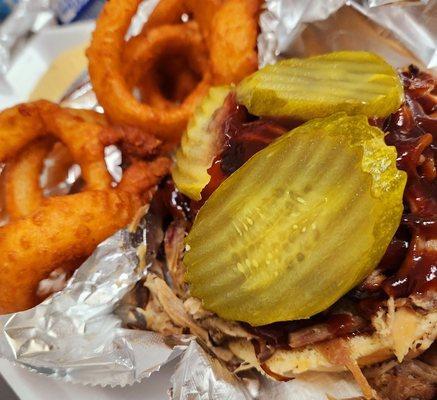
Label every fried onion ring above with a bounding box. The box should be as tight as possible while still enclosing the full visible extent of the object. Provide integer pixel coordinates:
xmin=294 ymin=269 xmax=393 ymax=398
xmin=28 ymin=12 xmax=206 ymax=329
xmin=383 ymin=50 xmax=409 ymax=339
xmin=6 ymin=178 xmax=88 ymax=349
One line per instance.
xmin=0 ymin=101 xmax=111 ymax=191
xmin=141 ymin=0 xmax=260 ymax=85
xmin=87 ymin=1 xmax=210 ymax=141
xmin=3 ymin=137 xmax=84 ymax=295
xmin=4 ymin=138 xmax=53 ymax=220
xmin=124 ymin=29 xmax=204 ymax=110
xmin=0 ymin=101 xmax=172 ymax=313
xmin=0 ymin=189 xmax=137 ymax=313
xmin=5 ymin=107 xmax=108 ymax=220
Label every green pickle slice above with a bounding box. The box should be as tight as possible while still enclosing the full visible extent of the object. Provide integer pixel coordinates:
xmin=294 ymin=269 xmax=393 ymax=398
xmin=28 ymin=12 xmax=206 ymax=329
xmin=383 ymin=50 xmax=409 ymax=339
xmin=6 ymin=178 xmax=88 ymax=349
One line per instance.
xmin=237 ymin=51 xmax=403 ymax=120
xmin=172 ymin=86 xmax=230 ymax=200
xmin=185 ymin=113 xmax=406 ymax=326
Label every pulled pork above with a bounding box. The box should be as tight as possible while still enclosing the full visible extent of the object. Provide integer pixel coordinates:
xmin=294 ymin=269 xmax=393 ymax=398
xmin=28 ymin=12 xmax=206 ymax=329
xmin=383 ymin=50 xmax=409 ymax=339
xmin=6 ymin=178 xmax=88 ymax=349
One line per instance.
xmin=364 ymin=344 xmax=437 ymax=400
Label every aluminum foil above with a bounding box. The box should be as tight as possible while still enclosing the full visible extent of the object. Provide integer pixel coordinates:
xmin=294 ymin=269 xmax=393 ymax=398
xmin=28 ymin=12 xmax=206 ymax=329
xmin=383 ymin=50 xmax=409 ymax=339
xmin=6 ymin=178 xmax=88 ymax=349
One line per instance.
xmin=170 ymin=341 xmax=254 ymax=400
xmin=0 ymin=216 xmax=187 ymax=386
xmin=259 ymin=0 xmax=436 ymax=69
xmin=0 ymin=0 xmax=436 ymax=398
xmin=170 ymin=342 xmax=362 ymax=400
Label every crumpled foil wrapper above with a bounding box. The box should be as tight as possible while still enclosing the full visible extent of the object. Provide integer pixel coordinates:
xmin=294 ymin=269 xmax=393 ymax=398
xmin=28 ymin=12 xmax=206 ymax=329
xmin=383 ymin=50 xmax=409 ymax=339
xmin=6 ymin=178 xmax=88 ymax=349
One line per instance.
xmin=0 ymin=0 xmax=436 ymax=398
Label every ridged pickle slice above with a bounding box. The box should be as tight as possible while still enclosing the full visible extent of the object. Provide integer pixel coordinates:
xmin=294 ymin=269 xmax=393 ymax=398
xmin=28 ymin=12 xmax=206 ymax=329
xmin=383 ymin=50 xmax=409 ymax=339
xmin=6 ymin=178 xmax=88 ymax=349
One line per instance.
xmin=185 ymin=113 xmax=406 ymax=326
xmin=237 ymin=51 xmax=403 ymax=120
xmin=172 ymin=86 xmax=230 ymax=200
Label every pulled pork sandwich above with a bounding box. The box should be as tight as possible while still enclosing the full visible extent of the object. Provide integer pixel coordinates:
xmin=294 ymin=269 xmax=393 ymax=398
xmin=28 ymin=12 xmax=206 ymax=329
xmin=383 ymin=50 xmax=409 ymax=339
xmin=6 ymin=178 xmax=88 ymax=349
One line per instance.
xmin=120 ymin=52 xmax=437 ymax=400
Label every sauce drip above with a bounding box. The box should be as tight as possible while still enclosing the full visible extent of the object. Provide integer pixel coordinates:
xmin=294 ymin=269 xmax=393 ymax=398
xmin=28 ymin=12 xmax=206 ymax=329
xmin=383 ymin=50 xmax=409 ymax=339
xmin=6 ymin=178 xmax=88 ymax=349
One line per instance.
xmin=382 ymin=66 xmax=437 ymax=297
xmin=201 ymin=93 xmax=286 ymax=200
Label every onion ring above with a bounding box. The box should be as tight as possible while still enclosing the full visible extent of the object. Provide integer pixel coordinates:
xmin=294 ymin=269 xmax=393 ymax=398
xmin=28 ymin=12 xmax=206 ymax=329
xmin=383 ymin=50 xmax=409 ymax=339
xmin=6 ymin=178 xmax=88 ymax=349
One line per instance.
xmin=0 ymin=101 xmax=171 ymax=313
xmin=0 ymin=101 xmax=112 ymax=191
xmin=125 ymin=32 xmax=204 ymax=110
xmin=209 ymin=0 xmax=260 ymax=84
xmin=4 ymin=138 xmax=53 ymax=220
xmin=140 ymin=0 xmax=260 ymax=85
xmin=87 ymin=1 xmax=210 ymax=141
xmin=0 ymin=189 xmax=137 ymax=314
xmin=5 ymin=107 xmax=107 ymax=220
xmin=3 ymin=137 xmax=84 ymax=296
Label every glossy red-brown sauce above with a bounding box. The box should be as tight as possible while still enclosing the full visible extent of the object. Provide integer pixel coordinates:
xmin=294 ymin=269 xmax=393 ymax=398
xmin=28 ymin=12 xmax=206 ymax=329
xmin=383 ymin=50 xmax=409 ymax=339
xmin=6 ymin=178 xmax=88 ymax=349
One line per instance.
xmin=200 ymin=94 xmax=287 ymax=200
xmin=380 ymin=67 xmax=437 ymax=297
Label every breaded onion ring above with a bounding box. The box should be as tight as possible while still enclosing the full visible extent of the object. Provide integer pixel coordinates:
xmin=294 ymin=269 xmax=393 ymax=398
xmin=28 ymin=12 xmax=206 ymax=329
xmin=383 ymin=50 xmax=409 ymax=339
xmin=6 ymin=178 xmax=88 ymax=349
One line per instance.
xmin=3 ymin=137 xmax=84 ymax=294
xmin=87 ymin=1 xmax=210 ymax=141
xmin=4 ymin=108 xmax=108 ymax=220
xmin=0 ymin=189 xmax=137 ymax=313
xmin=0 ymin=101 xmax=172 ymax=313
xmin=209 ymin=0 xmax=260 ymax=84
xmin=0 ymin=101 xmax=111 ymax=191
xmin=4 ymin=138 xmax=53 ymax=220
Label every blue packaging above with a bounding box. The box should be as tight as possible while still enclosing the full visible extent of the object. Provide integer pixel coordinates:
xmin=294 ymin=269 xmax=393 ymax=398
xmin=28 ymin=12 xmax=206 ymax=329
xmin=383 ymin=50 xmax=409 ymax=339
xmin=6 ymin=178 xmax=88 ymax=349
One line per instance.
xmin=0 ymin=0 xmax=17 ymax=22
xmin=52 ymin=0 xmax=104 ymax=24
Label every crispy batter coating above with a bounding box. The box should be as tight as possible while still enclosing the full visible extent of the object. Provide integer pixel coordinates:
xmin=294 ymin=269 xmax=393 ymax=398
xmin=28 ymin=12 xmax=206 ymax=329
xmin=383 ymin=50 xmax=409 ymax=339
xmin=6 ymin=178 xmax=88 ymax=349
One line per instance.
xmin=142 ymin=0 xmax=186 ymax=30
xmin=0 ymin=101 xmax=111 ymax=191
xmin=0 ymin=101 xmax=172 ymax=313
xmin=0 ymin=102 xmax=45 ymax=161
xmin=142 ymin=0 xmax=223 ymax=43
xmin=0 ymin=190 xmax=137 ymax=313
xmin=118 ymin=157 xmax=172 ymax=197
xmin=87 ymin=1 xmax=210 ymax=141
xmin=4 ymin=138 xmax=53 ymax=220
xmin=100 ymin=124 xmax=162 ymax=159
xmin=209 ymin=0 xmax=260 ymax=84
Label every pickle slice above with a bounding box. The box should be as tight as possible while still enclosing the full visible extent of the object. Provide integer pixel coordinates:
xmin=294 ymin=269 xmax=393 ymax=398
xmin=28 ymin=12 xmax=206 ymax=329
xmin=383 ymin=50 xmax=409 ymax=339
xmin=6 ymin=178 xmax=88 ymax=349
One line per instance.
xmin=185 ymin=113 xmax=406 ymax=326
xmin=172 ymin=86 xmax=230 ymax=200
xmin=237 ymin=51 xmax=403 ymax=120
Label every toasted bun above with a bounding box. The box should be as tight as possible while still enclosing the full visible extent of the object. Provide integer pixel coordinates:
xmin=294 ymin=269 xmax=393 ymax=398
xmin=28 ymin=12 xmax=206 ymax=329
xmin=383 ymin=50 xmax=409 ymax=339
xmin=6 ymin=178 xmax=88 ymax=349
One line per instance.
xmin=229 ymin=308 xmax=437 ymax=378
